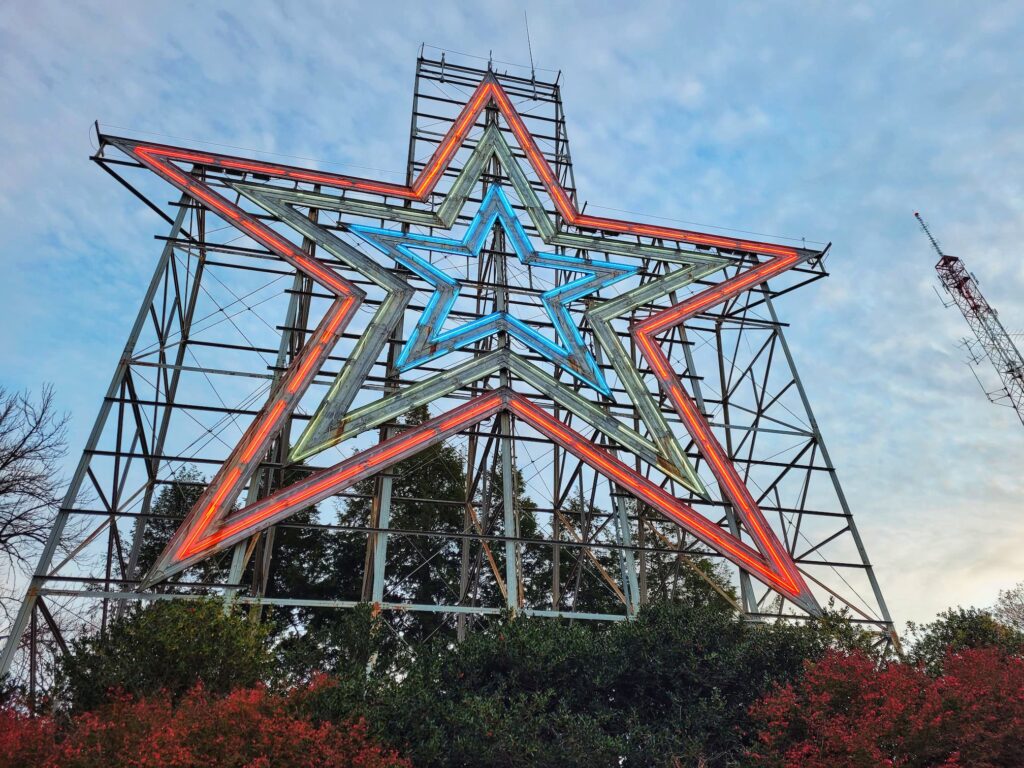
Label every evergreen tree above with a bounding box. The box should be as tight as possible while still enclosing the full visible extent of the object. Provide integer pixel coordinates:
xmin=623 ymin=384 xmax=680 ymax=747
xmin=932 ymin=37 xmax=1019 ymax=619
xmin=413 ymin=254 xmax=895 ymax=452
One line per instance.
xmin=131 ymin=467 xmax=229 ymax=586
xmin=331 ymin=405 xmax=468 ymax=642
xmin=54 ymin=598 xmax=271 ymax=712
xmin=260 ymin=463 xmax=337 ymax=636
xmin=548 ymin=494 xmax=625 ymax=615
xmin=301 ymin=590 xmax=867 ymax=768
xmin=468 ymin=464 xmax=544 ymax=610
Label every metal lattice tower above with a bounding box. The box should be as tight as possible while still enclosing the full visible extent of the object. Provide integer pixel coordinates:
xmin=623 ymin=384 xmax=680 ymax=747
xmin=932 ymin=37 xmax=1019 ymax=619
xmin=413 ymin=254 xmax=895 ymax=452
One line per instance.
xmin=2 ymin=53 xmax=896 ymax=685
xmin=916 ymin=212 xmax=1024 ymax=426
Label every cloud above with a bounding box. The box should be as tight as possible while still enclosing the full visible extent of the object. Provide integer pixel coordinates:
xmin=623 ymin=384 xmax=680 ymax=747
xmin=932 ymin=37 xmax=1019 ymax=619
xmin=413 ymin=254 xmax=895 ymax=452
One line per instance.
xmin=2 ymin=0 xmax=1023 ymax=626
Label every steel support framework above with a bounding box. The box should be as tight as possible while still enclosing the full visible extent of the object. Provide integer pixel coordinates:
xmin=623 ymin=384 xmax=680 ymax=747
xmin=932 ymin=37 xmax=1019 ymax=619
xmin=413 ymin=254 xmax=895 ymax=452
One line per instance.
xmin=1 ymin=53 xmax=895 ymax=683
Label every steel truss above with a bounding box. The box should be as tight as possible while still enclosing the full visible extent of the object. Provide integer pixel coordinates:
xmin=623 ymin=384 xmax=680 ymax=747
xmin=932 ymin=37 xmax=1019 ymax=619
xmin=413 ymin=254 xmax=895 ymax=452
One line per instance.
xmin=2 ymin=52 xmax=895 ymax=684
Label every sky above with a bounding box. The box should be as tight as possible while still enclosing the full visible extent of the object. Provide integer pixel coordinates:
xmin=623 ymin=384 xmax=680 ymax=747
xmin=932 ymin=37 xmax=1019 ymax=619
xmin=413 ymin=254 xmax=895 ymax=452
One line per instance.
xmin=1 ymin=0 xmax=1023 ymax=627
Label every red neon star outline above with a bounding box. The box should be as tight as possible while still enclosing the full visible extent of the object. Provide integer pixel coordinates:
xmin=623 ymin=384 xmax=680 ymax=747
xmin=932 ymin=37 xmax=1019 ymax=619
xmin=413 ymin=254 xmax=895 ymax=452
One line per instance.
xmin=633 ymin=252 xmax=808 ymax=601
xmin=117 ymin=74 xmax=797 ymax=258
xmin=114 ymin=74 xmax=816 ymax=611
xmin=147 ymin=389 xmax=811 ymax=606
xmin=119 ymin=144 xmax=363 ymax=569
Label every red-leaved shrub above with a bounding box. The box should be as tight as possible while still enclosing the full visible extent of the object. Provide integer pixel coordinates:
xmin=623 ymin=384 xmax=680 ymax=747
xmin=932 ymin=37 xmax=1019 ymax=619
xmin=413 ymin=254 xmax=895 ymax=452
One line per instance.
xmin=0 ymin=679 xmax=408 ymax=768
xmin=747 ymin=647 xmax=1024 ymax=767
xmin=0 ymin=705 xmax=57 ymax=768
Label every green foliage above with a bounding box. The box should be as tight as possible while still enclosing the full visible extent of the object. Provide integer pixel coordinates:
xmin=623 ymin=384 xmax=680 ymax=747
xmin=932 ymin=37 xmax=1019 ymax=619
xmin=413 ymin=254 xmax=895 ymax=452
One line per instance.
xmin=54 ymin=598 xmax=272 ymax=712
xmin=293 ymin=590 xmax=872 ymax=768
xmin=594 ymin=601 xmax=872 ymax=766
xmin=323 ymin=612 xmax=619 ymax=767
xmin=260 ymin=468 xmax=338 ymax=638
xmin=334 ymin=405 xmax=468 ymax=641
xmin=131 ymin=467 xmax=229 ymax=585
xmin=906 ymin=606 xmax=1024 ymax=673
xmin=275 ymin=603 xmax=410 ymax=723
xmin=264 ymin=506 xmax=336 ymax=606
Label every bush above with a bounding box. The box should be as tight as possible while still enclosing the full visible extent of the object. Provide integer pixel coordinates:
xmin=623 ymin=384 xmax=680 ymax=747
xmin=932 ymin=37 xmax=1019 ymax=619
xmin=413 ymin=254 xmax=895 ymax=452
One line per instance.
xmin=746 ymin=647 xmax=1024 ymax=767
xmin=595 ymin=601 xmax=872 ymax=766
xmin=906 ymin=607 xmax=1024 ymax=674
xmin=363 ymin=611 xmax=620 ymax=768
xmin=55 ymin=598 xmax=272 ymax=711
xmin=0 ymin=678 xmax=408 ymax=768
xmin=298 ymin=599 xmax=875 ymax=767
xmin=0 ymin=704 xmax=57 ymax=768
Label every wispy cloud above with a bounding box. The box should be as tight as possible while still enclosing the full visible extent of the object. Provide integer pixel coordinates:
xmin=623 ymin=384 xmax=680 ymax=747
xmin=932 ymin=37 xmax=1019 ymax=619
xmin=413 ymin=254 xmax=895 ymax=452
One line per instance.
xmin=1 ymin=0 xmax=1022 ymax=624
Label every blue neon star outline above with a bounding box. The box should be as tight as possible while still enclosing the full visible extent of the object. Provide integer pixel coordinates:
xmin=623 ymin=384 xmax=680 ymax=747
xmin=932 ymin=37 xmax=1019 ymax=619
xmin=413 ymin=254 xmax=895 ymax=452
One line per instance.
xmin=349 ymin=186 xmax=636 ymax=395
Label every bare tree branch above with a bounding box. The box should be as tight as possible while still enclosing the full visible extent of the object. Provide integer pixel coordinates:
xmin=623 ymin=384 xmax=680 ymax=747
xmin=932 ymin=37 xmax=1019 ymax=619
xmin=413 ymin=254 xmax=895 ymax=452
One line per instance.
xmin=995 ymin=582 xmax=1024 ymax=632
xmin=0 ymin=385 xmax=68 ymax=627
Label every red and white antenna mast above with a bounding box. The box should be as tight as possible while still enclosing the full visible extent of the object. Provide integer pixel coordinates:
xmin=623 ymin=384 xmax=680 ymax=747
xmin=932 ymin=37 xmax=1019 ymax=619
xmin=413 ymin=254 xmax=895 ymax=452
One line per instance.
xmin=915 ymin=211 xmax=1024 ymax=426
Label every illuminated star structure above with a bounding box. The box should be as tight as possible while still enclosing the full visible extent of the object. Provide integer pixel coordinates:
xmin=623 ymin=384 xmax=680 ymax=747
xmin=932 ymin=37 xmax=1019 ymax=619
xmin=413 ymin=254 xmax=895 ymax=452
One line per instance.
xmin=349 ymin=185 xmax=636 ymax=394
xmin=107 ymin=73 xmax=822 ymax=615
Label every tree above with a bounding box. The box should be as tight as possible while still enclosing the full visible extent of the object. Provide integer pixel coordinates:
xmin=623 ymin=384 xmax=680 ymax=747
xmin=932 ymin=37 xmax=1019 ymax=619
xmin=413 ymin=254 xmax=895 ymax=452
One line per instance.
xmin=275 ymin=602 xmax=408 ymax=718
xmin=906 ymin=607 xmax=1024 ymax=674
xmin=300 ymin=594 xmax=872 ymax=768
xmin=546 ymin=494 xmax=627 ymax=615
xmin=130 ymin=466 xmax=230 ymax=586
xmin=0 ymin=679 xmax=409 ymax=768
xmin=334 ymin=405 xmax=468 ymax=642
xmin=54 ymin=597 xmax=272 ymax=712
xmin=0 ymin=386 xmax=68 ymax=627
xmin=354 ymin=612 xmax=620 ymax=768
xmin=746 ymin=648 xmax=1024 ymax=767
xmin=245 ymin=460 xmax=339 ymax=640
xmin=598 ymin=600 xmax=871 ymax=766
xmin=995 ymin=581 xmax=1024 ymax=632
xmin=470 ymin=464 xmax=544 ymax=610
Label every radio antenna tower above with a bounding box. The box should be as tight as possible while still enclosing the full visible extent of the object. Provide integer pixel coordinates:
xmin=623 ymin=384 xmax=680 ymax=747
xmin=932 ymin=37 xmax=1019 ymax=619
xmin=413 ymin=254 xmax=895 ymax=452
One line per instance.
xmin=915 ymin=211 xmax=1024 ymax=426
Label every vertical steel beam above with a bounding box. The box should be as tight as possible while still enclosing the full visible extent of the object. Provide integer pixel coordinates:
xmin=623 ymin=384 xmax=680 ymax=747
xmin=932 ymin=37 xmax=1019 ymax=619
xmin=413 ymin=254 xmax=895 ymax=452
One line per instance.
xmin=1 ymin=202 xmax=190 ymax=676
xmin=500 ymin=410 xmax=519 ymax=611
xmin=223 ymin=269 xmax=310 ymax=600
xmin=366 ymin=317 xmax=405 ymax=607
xmin=763 ymin=294 xmax=896 ymax=633
xmin=369 ymin=474 xmax=395 ymax=606
xmin=551 ymin=436 xmax=562 ymax=609
xmin=28 ymin=605 xmax=37 ymax=712
xmin=457 ymin=432 xmax=478 ymax=640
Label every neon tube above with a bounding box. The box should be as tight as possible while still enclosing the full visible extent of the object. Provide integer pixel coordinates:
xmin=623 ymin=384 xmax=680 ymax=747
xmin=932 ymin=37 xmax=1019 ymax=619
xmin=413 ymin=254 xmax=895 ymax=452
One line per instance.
xmin=119 ymin=75 xmax=799 ymax=258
